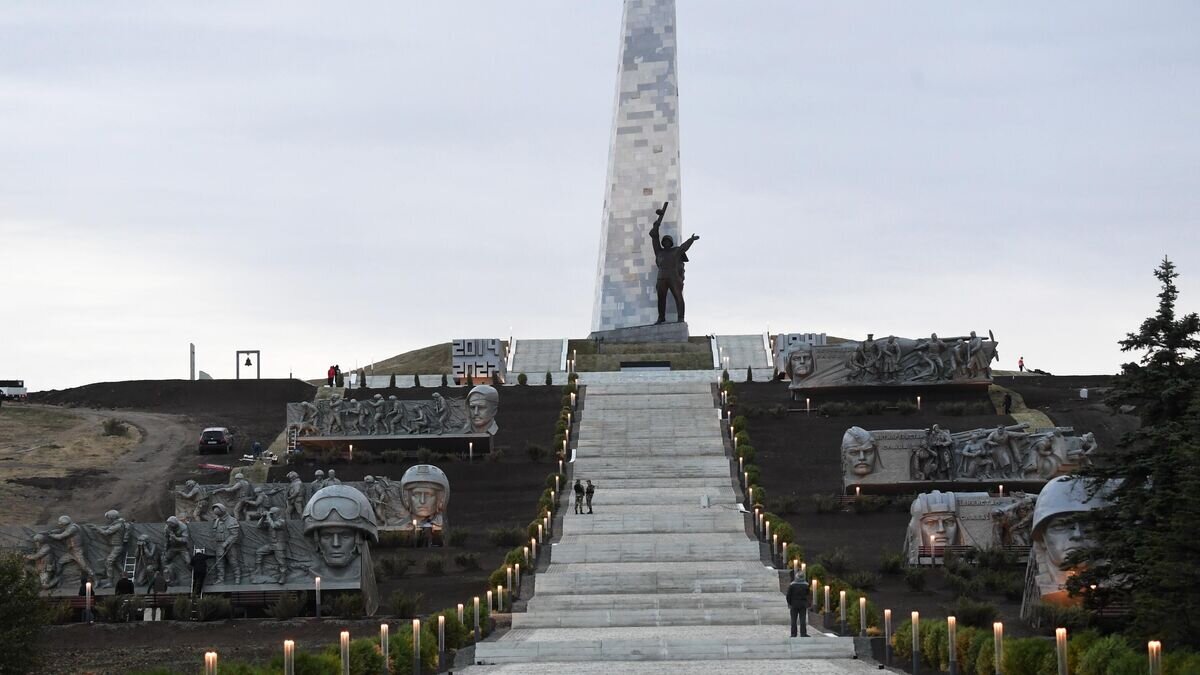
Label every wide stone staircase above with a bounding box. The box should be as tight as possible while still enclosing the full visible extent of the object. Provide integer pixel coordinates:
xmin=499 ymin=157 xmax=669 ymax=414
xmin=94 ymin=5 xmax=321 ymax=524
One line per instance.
xmin=471 ymin=382 xmax=859 ymax=670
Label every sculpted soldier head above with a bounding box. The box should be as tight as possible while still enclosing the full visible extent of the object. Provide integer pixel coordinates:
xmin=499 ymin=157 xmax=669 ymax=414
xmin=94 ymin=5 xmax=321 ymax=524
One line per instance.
xmin=400 ymin=464 xmax=450 ymax=521
xmin=302 ymin=485 xmax=379 ymax=568
xmin=787 ymin=347 xmax=814 ymax=380
xmin=1032 ymin=477 xmax=1113 ymax=571
xmin=910 ymin=491 xmax=962 ymax=548
xmin=842 ymin=426 xmax=882 ymax=477
xmin=467 ymin=385 xmax=500 ymax=435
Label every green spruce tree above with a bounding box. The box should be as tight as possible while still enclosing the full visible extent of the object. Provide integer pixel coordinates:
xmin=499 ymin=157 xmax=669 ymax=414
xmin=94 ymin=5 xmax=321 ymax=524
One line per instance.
xmin=1071 ymin=257 xmax=1200 ymax=646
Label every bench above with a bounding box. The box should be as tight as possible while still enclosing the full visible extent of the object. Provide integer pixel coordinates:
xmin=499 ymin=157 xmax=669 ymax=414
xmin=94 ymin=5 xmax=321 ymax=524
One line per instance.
xmin=230 ymin=590 xmax=289 ymax=617
xmin=65 ymin=594 xmax=176 ymax=609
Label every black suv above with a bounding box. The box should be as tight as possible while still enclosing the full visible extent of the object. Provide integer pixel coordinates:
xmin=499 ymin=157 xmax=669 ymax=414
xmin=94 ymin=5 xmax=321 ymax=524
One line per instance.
xmin=198 ymin=427 xmax=233 ymax=454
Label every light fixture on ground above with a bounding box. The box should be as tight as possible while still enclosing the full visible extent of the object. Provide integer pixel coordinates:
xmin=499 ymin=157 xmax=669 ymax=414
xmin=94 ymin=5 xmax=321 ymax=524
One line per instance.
xmin=884 ymin=609 xmax=893 ymax=665
xmin=947 ymin=616 xmax=957 ymax=675
xmin=487 ymin=590 xmax=494 ymax=612
xmin=1148 ymin=641 xmax=1163 ymax=675
xmin=824 ymin=585 xmax=831 ymax=615
xmin=912 ymin=611 xmax=921 ymax=675
xmin=1055 ymin=628 xmax=1068 ymax=675
xmin=839 ymin=590 xmax=847 ymax=633
xmin=412 ymin=620 xmax=421 ymax=675
xmin=473 ymin=596 xmax=481 ymax=640
xmin=457 ymin=603 xmax=464 ymax=623
xmin=993 ymin=622 xmax=1004 ymax=674
xmin=380 ymin=625 xmax=388 ymax=668
xmin=315 ymin=577 xmax=322 ymax=619
xmin=340 ymin=631 xmax=350 ymax=675
xmin=859 ymin=596 xmax=867 ymax=636
xmin=204 ymin=651 xmax=217 ymax=675
xmin=283 ymin=640 xmax=294 ymax=675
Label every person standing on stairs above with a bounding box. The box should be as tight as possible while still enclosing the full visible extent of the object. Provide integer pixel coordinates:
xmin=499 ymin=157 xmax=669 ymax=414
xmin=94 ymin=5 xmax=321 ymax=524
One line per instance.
xmin=585 ymin=480 xmax=596 ymax=514
xmin=786 ymin=569 xmax=810 ymax=637
xmin=573 ymin=479 xmax=585 ymax=514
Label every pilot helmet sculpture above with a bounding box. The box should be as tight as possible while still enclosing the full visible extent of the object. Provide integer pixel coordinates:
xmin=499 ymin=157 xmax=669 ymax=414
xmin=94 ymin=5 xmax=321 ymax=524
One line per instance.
xmin=400 ymin=464 xmax=450 ymax=530
xmin=467 ymin=385 xmax=500 ymax=435
xmin=841 ymin=426 xmax=882 ymax=477
xmin=302 ymin=485 xmax=379 ymax=571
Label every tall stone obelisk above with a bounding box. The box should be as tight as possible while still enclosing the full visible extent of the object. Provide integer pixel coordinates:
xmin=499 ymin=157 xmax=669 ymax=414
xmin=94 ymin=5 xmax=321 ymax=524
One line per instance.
xmin=590 ymin=0 xmax=683 ymax=333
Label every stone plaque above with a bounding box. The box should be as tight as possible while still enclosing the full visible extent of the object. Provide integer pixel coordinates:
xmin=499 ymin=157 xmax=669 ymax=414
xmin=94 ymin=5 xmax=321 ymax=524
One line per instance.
xmin=452 ymin=338 xmax=507 ymax=384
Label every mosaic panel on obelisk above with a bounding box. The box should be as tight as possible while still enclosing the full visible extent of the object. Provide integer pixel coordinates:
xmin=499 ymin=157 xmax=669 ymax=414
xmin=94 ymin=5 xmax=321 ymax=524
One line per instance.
xmin=591 ymin=0 xmax=683 ymax=332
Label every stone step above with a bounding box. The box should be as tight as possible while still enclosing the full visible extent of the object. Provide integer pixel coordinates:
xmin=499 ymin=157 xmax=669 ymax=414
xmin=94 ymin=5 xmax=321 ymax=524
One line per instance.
xmin=550 ymin=538 xmax=761 ymax=563
xmin=560 ymin=511 xmax=747 ymax=535
xmin=474 ymin=627 xmax=855 ymax=663
xmin=585 ymin=384 xmax=713 ymax=397
xmin=561 ymin=504 xmax=735 ymax=515
xmin=462 ymin=658 xmax=875 ymax=674
xmin=572 ymin=458 xmax=731 ymax=473
xmin=560 ymin=488 xmax=737 ymax=505
xmin=533 ymin=568 xmax=780 ymax=595
xmin=559 ymin=477 xmax=736 ymax=489
xmin=575 ymin=442 xmax=727 ymax=455
xmin=525 ymin=591 xmax=787 ymax=612
xmin=511 ymin=606 xmax=791 ymax=628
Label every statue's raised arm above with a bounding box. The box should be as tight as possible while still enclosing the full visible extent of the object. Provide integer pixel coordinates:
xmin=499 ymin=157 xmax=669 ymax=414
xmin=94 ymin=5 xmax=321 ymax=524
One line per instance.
xmin=648 ymin=201 xmax=669 ymax=253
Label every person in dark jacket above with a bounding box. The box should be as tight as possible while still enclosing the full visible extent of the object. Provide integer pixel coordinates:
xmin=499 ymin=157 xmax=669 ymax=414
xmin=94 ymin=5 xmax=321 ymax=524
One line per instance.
xmin=786 ymin=571 xmax=809 ymax=637
xmin=585 ymin=481 xmax=596 ymax=514
xmin=189 ymin=548 xmax=213 ymax=596
xmin=1003 ymin=393 xmax=1013 ymax=416
xmin=114 ymin=571 xmax=135 ymax=595
xmin=573 ymin=479 xmax=585 ymax=515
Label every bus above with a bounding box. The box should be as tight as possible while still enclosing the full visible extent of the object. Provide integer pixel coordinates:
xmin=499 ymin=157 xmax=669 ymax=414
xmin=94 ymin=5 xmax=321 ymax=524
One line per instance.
xmin=0 ymin=380 xmax=27 ymax=401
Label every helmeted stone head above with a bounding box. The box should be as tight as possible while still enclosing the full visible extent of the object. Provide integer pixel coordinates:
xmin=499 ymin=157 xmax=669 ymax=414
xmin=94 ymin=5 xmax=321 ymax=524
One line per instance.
xmin=842 ymin=426 xmax=882 ymax=477
xmin=1032 ymin=477 xmax=1114 ymax=570
xmin=212 ymin=504 xmax=228 ymax=518
xmin=400 ymin=464 xmax=450 ymax=521
xmin=57 ymin=515 xmax=72 ymax=527
xmin=104 ymin=510 xmax=120 ymax=522
xmin=786 ymin=346 xmax=815 ymax=383
xmin=909 ymin=491 xmax=961 ymax=548
xmin=467 ymin=385 xmax=500 ymax=435
xmin=303 ymin=485 xmax=379 ymax=568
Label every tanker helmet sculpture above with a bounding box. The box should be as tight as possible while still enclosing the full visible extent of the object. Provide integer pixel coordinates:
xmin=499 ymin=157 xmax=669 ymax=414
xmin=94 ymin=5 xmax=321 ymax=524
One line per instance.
xmin=302 ymin=485 xmax=379 ymax=571
xmin=907 ymin=491 xmax=963 ymax=553
xmin=841 ymin=426 xmax=882 ymax=477
xmin=467 ymin=385 xmax=500 ymax=435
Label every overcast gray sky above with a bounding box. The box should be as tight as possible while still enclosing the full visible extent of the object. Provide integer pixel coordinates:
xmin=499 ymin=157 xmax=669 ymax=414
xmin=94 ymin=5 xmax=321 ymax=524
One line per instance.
xmin=3 ymin=2 xmax=1198 ymax=390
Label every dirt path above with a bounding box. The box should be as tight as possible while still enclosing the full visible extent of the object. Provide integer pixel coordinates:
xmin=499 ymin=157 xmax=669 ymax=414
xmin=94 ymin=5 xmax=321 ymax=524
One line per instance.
xmin=0 ymin=404 xmax=196 ymax=525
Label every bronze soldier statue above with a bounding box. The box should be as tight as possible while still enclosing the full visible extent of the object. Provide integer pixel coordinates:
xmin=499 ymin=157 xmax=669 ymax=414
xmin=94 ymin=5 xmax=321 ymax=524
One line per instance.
xmin=648 ymin=202 xmax=699 ymax=324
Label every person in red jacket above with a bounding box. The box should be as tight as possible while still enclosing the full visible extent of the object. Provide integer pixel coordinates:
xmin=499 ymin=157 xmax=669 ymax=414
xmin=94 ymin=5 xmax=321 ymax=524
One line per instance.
xmin=327 ymin=365 xmax=336 ymax=387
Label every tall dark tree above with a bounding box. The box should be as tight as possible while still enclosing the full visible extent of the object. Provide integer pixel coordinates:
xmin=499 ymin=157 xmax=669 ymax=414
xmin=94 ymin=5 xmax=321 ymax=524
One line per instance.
xmin=1070 ymin=257 xmax=1200 ymax=646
